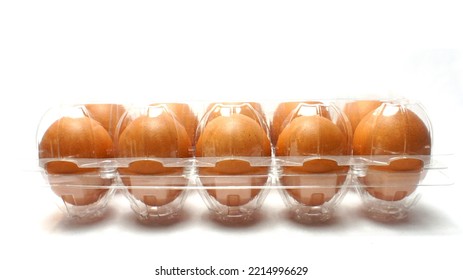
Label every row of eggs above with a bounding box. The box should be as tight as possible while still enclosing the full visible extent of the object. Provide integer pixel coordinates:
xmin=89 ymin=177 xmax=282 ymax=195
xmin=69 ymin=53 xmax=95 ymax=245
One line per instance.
xmin=37 ymin=100 xmax=432 ymax=222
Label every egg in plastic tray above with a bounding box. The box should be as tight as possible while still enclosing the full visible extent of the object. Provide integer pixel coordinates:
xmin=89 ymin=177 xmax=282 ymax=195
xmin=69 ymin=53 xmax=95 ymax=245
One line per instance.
xmin=36 ymin=100 xmax=452 ymax=224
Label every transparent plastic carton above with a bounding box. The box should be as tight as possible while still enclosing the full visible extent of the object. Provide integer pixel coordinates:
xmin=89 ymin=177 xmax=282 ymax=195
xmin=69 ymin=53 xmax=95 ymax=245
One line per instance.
xmin=36 ymin=99 xmax=452 ymax=224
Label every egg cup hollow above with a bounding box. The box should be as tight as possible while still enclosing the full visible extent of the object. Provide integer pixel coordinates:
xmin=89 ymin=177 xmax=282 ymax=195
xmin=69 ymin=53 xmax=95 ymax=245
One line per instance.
xmin=279 ymin=172 xmax=349 ymax=223
xmin=45 ymin=173 xmax=116 ymax=221
xmin=355 ymin=169 xmax=426 ymax=222
xmin=195 ymin=174 xmax=273 ymax=224
xmin=119 ymin=173 xmax=190 ymax=222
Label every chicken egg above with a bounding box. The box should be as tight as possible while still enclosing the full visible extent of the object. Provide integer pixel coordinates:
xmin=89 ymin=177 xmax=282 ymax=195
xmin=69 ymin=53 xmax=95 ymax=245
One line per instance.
xmin=117 ymin=111 xmax=190 ymax=206
xmin=196 ymin=113 xmax=271 ymax=207
xmin=39 ymin=116 xmax=114 ymax=206
xmin=276 ymin=115 xmax=349 ymax=206
xmin=150 ymin=103 xmax=198 ymax=145
xmin=353 ymin=104 xmax=431 ymax=201
xmin=271 ymin=101 xmax=330 ymax=145
xmin=343 ymin=100 xmax=382 ymax=134
xmin=204 ymin=102 xmax=267 ymax=129
xmin=84 ymin=104 xmax=128 ymax=141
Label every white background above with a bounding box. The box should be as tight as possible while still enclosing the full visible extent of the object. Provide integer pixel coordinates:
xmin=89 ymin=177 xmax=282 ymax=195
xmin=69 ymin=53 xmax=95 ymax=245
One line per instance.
xmin=1 ymin=1 xmax=463 ymax=280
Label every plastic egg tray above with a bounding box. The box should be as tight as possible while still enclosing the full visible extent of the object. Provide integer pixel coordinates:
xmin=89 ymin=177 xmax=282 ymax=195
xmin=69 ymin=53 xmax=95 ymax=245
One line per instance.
xmin=36 ymin=100 xmax=451 ymax=224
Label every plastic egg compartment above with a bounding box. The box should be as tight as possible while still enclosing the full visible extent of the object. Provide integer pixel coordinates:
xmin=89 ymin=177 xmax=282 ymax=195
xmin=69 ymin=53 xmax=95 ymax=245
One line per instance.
xmin=36 ymin=100 xmax=450 ymax=224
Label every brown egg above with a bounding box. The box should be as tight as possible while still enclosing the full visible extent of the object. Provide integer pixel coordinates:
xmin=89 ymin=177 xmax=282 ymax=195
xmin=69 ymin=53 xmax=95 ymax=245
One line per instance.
xmin=150 ymin=103 xmax=198 ymax=145
xmin=343 ymin=100 xmax=382 ymax=134
xmin=361 ymin=159 xmax=424 ymax=201
xmin=39 ymin=117 xmax=114 ymax=206
xmin=271 ymin=101 xmax=330 ymax=145
xmin=353 ymin=104 xmax=431 ymax=201
xmin=282 ymin=160 xmax=348 ymax=206
xmin=204 ymin=102 xmax=267 ymax=129
xmin=276 ymin=115 xmax=349 ymax=156
xmin=84 ymin=104 xmax=128 ymax=140
xmin=353 ymin=105 xmax=431 ymax=155
xmin=196 ymin=114 xmax=271 ymax=157
xmin=196 ymin=114 xmax=271 ymax=207
xmin=117 ymin=113 xmax=190 ymax=206
xmin=276 ymin=115 xmax=349 ymax=206
xmin=118 ymin=161 xmax=188 ymax=207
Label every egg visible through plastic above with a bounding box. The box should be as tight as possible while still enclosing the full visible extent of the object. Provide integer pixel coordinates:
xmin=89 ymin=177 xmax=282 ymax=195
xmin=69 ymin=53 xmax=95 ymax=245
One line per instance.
xmin=39 ymin=116 xmax=114 ymax=206
xmin=84 ymin=104 xmax=128 ymax=141
xmin=204 ymin=102 xmax=266 ymax=127
xmin=353 ymin=104 xmax=432 ymax=201
xmin=276 ymin=115 xmax=350 ymax=206
xmin=150 ymin=103 xmax=198 ymax=146
xmin=117 ymin=110 xmax=191 ymax=206
xmin=271 ymin=101 xmax=331 ymax=145
xmin=343 ymin=100 xmax=382 ymax=134
xmin=196 ymin=112 xmax=271 ymax=207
